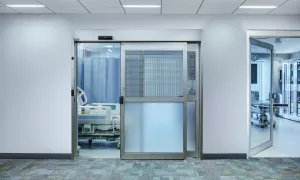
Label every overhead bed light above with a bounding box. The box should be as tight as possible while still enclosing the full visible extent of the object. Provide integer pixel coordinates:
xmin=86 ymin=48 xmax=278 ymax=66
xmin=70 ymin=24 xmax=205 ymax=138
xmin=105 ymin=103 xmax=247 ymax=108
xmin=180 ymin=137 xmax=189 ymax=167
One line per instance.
xmin=239 ymin=6 xmax=277 ymax=9
xmin=6 ymin=5 xmax=45 ymax=8
xmin=123 ymin=5 xmax=161 ymax=8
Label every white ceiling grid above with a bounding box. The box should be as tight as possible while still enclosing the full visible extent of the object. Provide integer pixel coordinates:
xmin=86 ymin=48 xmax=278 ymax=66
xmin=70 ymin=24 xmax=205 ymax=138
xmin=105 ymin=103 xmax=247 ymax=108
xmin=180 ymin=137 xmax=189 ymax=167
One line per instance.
xmin=78 ymin=0 xmax=124 ymax=14
xmin=0 ymin=7 xmax=16 ymax=13
xmin=163 ymin=0 xmax=204 ymax=14
xmin=271 ymin=0 xmax=300 ymax=14
xmin=198 ymin=0 xmax=244 ymax=14
xmin=234 ymin=0 xmax=288 ymax=14
xmin=0 ymin=0 xmax=299 ymax=14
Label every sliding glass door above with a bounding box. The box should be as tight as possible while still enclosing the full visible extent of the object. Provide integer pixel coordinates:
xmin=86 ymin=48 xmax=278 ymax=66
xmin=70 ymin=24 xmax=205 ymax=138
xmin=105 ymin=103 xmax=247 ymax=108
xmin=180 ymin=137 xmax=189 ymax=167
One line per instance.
xmin=120 ymin=43 xmax=187 ymax=159
xmin=73 ymin=42 xmax=200 ymax=159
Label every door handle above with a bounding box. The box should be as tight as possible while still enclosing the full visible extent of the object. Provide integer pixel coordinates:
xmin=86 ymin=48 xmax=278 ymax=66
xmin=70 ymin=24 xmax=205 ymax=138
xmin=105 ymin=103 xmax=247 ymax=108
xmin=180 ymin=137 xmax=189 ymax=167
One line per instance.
xmin=119 ymin=96 xmax=124 ymax=104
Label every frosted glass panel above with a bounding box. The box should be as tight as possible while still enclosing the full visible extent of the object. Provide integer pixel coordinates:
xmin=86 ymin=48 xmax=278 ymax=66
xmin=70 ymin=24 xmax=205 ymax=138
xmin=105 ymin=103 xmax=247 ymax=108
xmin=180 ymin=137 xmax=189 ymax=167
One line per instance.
xmin=124 ymin=103 xmax=183 ymax=153
xmin=187 ymin=102 xmax=196 ymax=151
xmin=125 ymin=51 xmax=183 ymax=97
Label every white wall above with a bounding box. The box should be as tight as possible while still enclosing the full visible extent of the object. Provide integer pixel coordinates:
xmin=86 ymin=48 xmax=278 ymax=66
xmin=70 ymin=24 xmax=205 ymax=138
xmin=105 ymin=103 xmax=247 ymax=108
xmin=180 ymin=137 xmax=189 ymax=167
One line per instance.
xmin=0 ymin=16 xmax=72 ymax=153
xmin=0 ymin=14 xmax=299 ymax=155
xmin=201 ymin=16 xmax=300 ymax=154
xmin=201 ymin=18 xmax=249 ymax=153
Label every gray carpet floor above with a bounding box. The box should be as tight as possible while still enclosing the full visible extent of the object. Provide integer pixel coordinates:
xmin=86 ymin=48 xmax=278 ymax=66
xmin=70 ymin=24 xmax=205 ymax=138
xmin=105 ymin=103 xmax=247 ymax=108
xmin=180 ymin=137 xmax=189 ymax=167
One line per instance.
xmin=1 ymin=158 xmax=300 ymax=180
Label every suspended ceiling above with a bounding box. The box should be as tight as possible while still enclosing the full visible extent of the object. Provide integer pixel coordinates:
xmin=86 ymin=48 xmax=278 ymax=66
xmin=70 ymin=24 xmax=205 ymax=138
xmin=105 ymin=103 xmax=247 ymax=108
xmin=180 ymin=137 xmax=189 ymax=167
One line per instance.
xmin=0 ymin=0 xmax=299 ymax=14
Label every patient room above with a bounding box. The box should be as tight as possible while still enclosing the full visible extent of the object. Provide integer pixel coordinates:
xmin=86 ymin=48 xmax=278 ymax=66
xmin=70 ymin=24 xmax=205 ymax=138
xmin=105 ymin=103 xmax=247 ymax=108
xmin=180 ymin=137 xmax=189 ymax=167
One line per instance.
xmin=76 ymin=43 xmax=121 ymax=158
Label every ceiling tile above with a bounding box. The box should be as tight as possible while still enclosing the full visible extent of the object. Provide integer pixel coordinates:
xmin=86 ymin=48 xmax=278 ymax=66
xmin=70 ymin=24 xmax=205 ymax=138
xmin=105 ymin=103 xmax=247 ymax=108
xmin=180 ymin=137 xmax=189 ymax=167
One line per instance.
xmin=271 ymin=0 xmax=300 ymax=14
xmin=0 ymin=7 xmax=17 ymax=13
xmin=0 ymin=3 xmax=4 ymax=6
xmin=198 ymin=0 xmax=244 ymax=14
xmin=234 ymin=8 xmax=271 ymax=14
xmin=87 ymin=7 xmax=124 ymax=13
xmin=242 ymin=0 xmax=287 ymax=6
xmin=163 ymin=8 xmax=199 ymax=14
xmin=122 ymin=0 xmax=161 ymax=6
xmin=80 ymin=0 xmax=121 ymax=8
xmin=125 ymin=7 xmax=160 ymax=14
xmin=38 ymin=0 xmax=82 ymax=7
xmin=49 ymin=6 xmax=89 ymax=13
xmin=163 ymin=0 xmax=203 ymax=14
xmin=11 ymin=7 xmax=53 ymax=13
xmin=0 ymin=0 xmax=40 ymax=5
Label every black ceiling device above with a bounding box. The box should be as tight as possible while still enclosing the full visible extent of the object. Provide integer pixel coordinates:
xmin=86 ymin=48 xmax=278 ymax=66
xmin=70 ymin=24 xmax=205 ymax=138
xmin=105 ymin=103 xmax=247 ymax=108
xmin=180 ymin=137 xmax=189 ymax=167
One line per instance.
xmin=98 ymin=36 xmax=113 ymax=40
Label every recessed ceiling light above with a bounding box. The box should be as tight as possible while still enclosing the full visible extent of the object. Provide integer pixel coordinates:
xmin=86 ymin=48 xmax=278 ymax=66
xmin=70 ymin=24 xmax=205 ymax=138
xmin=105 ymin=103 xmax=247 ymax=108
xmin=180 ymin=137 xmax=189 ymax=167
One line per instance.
xmin=123 ymin=5 xmax=161 ymax=8
xmin=239 ymin=6 xmax=277 ymax=9
xmin=6 ymin=5 xmax=45 ymax=8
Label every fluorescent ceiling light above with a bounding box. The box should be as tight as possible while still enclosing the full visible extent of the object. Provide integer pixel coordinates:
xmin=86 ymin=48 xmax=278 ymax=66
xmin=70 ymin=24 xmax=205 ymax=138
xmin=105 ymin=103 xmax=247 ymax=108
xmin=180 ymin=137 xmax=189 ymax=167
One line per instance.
xmin=6 ymin=5 xmax=45 ymax=8
xmin=123 ymin=5 xmax=161 ymax=8
xmin=105 ymin=45 xmax=113 ymax=48
xmin=108 ymin=49 xmax=112 ymax=53
xmin=239 ymin=6 xmax=277 ymax=9
xmin=282 ymin=49 xmax=296 ymax=53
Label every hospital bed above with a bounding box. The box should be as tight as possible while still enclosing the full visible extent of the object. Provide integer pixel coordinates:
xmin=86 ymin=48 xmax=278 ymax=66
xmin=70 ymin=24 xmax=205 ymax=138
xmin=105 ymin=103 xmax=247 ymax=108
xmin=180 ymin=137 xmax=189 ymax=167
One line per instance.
xmin=91 ymin=103 xmax=120 ymax=130
xmin=77 ymin=105 xmax=120 ymax=149
xmin=251 ymin=101 xmax=288 ymax=128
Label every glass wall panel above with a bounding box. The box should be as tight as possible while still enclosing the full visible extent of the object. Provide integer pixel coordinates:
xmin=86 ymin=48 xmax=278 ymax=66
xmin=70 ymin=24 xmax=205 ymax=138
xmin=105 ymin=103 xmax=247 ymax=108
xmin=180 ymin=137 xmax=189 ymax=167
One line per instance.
xmin=187 ymin=102 xmax=196 ymax=151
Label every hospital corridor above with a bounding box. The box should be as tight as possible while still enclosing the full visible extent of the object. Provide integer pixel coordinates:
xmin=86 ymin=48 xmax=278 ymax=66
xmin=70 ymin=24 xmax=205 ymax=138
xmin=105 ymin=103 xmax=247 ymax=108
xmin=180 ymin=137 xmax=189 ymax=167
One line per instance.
xmin=1 ymin=0 xmax=300 ymax=179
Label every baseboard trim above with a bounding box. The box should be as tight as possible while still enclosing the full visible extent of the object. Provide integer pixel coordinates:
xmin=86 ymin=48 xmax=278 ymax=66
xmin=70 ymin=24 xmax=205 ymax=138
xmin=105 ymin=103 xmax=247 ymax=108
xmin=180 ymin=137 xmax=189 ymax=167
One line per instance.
xmin=202 ymin=153 xmax=247 ymax=159
xmin=0 ymin=153 xmax=72 ymax=159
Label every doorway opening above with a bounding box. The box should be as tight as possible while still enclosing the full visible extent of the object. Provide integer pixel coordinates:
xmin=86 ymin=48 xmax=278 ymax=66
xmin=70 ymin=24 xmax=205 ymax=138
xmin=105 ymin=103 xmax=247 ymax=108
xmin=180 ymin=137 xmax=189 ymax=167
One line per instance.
xmin=249 ymin=36 xmax=300 ymax=158
xmin=76 ymin=43 xmax=121 ymax=158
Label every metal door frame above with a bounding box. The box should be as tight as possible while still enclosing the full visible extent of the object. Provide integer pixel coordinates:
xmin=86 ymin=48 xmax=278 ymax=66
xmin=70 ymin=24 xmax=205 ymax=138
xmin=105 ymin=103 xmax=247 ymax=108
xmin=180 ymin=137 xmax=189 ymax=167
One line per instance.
xmin=247 ymin=30 xmax=300 ymax=158
xmin=72 ymin=41 xmax=202 ymax=159
xmin=186 ymin=43 xmax=201 ymax=158
xmin=120 ymin=42 xmax=187 ymax=160
xmin=71 ymin=30 xmax=203 ymax=159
